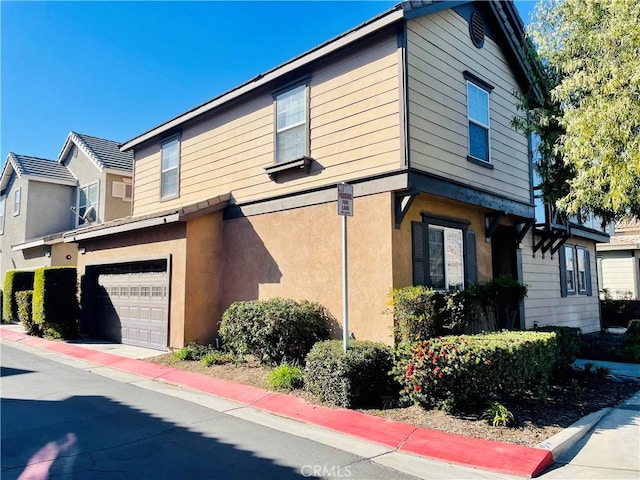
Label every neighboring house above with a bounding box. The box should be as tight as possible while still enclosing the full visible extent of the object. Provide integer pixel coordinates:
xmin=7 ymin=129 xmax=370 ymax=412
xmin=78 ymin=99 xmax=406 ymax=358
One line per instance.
xmin=596 ymin=216 xmax=640 ymax=299
xmin=63 ymin=0 xmax=608 ymax=352
xmin=0 ymin=132 xmax=133 ymax=287
xmin=0 ymin=154 xmax=78 ymax=281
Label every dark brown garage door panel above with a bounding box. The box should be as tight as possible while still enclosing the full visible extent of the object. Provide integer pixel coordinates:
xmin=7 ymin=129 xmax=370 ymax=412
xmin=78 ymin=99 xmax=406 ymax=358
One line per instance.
xmin=97 ymin=268 xmax=169 ymax=351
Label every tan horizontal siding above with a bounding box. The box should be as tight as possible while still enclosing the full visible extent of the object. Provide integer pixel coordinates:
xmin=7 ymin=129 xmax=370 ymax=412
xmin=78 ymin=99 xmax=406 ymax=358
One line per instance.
xmin=600 ymin=256 xmax=635 ymax=295
xmin=521 ymin=234 xmax=601 ymax=333
xmin=132 ymin=34 xmax=400 ymax=217
xmin=406 ymin=9 xmax=529 ymax=203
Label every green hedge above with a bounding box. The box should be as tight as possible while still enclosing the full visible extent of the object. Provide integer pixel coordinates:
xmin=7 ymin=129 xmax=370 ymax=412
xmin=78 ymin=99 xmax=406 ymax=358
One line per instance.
xmin=219 ymin=298 xmax=333 ymax=364
xmin=394 ymin=331 xmax=557 ymax=410
xmin=3 ymin=270 xmax=35 ymax=323
xmin=535 ymin=325 xmax=581 ymax=374
xmin=600 ymin=299 xmax=640 ymax=327
xmin=32 ymin=267 xmax=79 ymax=339
xmin=16 ymin=290 xmax=40 ymax=336
xmin=304 ymin=340 xmax=396 ymax=408
xmin=389 ymin=277 xmax=528 ymax=345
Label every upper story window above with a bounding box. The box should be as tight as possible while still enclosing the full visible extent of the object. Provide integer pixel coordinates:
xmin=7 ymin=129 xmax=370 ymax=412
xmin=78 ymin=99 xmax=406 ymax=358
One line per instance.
xmin=464 ymin=71 xmax=493 ymax=166
xmin=78 ymin=183 xmax=98 ymax=226
xmin=412 ymin=216 xmax=477 ymax=291
xmin=161 ymin=136 xmax=180 ymax=199
xmin=560 ymin=244 xmax=592 ymax=297
xmin=467 ymin=82 xmax=490 ymax=163
xmin=275 ymin=84 xmax=308 ymax=164
xmin=13 ymin=187 xmax=21 ymax=216
xmin=0 ymin=195 xmax=5 ymax=235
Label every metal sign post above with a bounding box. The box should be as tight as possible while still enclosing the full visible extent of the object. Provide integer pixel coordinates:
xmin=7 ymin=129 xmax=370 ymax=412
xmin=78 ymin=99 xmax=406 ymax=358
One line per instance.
xmin=337 ymin=183 xmax=353 ymax=353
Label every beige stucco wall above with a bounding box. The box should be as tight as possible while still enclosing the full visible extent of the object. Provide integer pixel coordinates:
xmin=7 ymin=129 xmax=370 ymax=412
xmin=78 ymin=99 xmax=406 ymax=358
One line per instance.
xmin=221 ymin=192 xmax=395 ymax=344
xmin=75 ymin=222 xmax=188 ymax=348
xmin=392 ymin=193 xmax=492 ymax=289
xmin=104 ymin=173 xmax=133 ymax=222
xmin=184 ymin=211 xmax=224 ymax=344
xmin=51 ymin=242 xmax=78 ymax=268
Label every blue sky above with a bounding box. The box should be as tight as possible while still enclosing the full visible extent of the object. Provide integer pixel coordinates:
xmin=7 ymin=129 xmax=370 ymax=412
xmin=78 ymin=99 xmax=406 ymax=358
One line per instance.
xmin=0 ymin=1 xmax=537 ymax=165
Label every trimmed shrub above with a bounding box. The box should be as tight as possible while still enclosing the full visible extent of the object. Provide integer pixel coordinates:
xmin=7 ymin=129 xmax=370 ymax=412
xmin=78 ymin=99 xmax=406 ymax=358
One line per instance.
xmin=600 ymin=299 xmax=640 ymax=328
xmin=536 ymin=326 xmax=581 ymax=373
xmin=389 ymin=277 xmax=528 ymax=345
xmin=393 ymin=331 xmax=557 ymax=410
xmin=388 ymin=286 xmax=448 ymax=344
xmin=3 ymin=270 xmax=35 ymax=323
xmin=16 ymin=290 xmax=40 ymax=336
xmin=614 ymin=319 xmax=640 ymax=363
xmin=219 ymin=298 xmax=332 ymax=364
xmin=32 ymin=267 xmax=79 ymax=339
xmin=305 ymin=340 xmax=396 ymax=408
xmin=626 ymin=319 xmax=640 ymax=338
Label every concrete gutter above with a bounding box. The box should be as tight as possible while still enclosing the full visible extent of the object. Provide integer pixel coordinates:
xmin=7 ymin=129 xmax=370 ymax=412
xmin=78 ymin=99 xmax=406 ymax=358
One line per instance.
xmin=536 ymin=408 xmax=611 ymax=461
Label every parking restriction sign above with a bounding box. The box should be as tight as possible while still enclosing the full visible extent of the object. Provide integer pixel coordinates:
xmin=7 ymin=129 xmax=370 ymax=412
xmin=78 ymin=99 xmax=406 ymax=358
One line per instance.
xmin=337 ymin=183 xmax=353 ymax=217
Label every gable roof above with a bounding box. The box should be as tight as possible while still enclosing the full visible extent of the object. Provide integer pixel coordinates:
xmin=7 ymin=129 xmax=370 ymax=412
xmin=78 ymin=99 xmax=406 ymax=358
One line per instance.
xmin=1 ymin=153 xmax=77 ymax=191
xmin=58 ymin=131 xmax=133 ymax=174
xmin=121 ymin=0 xmax=534 ymax=152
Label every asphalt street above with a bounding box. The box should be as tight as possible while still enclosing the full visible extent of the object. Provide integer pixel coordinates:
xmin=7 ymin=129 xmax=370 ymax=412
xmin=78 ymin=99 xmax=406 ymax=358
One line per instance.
xmin=1 ymin=342 xmax=517 ymax=480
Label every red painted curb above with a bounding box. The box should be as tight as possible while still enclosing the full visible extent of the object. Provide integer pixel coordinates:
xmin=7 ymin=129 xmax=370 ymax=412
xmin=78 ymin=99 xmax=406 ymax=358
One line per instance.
xmin=0 ymin=328 xmax=554 ymax=477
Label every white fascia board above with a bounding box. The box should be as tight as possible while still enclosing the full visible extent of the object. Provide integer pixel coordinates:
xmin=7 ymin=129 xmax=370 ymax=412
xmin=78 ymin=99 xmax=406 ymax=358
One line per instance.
xmin=12 ymin=236 xmax=64 ymax=251
xmin=596 ymin=243 xmax=640 ymax=252
xmin=63 ymin=213 xmax=181 ymax=242
xmin=27 ymin=175 xmax=77 ymax=187
xmin=103 ymin=168 xmax=133 ymax=177
xmin=12 ymin=238 xmax=45 ymax=251
xmin=121 ymin=8 xmax=403 ymax=151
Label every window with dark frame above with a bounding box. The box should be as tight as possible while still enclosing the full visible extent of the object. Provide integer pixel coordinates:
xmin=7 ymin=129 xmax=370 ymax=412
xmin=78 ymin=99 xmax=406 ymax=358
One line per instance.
xmin=412 ymin=216 xmax=477 ymax=291
xmin=560 ymin=244 xmax=592 ymax=297
xmin=467 ymin=81 xmax=490 ymax=163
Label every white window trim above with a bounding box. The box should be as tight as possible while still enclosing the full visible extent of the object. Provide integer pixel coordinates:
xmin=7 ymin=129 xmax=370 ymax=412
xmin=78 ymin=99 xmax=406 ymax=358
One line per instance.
xmin=0 ymin=195 xmax=5 ymax=234
xmin=274 ymin=82 xmax=309 ymax=164
xmin=160 ymin=136 xmax=180 ymax=200
xmin=13 ymin=187 xmax=21 ymax=216
xmin=76 ymin=182 xmax=99 ymax=227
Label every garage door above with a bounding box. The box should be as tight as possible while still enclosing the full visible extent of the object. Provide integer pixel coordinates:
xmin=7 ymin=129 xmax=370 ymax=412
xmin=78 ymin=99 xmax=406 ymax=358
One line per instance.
xmin=93 ymin=260 xmax=169 ymax=351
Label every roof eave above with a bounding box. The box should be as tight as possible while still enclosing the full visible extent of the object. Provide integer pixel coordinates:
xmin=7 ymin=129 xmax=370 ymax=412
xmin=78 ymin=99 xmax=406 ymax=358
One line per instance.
xmin=120 ymin=5 xmax=404 ymax=151
xmin=103 ymin=167 xmax=133 ymax=177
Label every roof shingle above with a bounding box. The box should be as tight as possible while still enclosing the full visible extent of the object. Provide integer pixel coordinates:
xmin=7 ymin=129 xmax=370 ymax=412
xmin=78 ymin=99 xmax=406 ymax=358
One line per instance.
xmin=73 ymin=132 xmax=133 ymax=172
xmin=10 ymin=153 xmax=76 ymax=184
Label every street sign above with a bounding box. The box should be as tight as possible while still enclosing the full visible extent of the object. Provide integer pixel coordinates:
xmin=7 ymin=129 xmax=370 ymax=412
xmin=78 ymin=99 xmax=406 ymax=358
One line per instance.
xmin=337 ymin=183 xmax=353 ymax=217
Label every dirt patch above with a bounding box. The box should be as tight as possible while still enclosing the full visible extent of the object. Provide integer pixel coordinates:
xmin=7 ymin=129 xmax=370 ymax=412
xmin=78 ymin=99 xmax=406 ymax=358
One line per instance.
xmin=146 ymin=336 xmax=639 ymax=448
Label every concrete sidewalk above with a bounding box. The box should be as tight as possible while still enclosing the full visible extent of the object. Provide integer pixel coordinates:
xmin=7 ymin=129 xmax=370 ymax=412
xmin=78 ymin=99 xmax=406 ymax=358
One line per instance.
xmin=2 ymin=323 xmax=638 ymax=478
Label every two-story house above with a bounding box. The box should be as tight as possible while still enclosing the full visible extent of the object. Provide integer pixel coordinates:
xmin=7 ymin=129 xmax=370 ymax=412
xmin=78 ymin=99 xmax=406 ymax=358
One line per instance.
xmin=0 ymin=132 xmax=133 ymax=286
xmin=64 ymin=0 xmax=608 ymax=351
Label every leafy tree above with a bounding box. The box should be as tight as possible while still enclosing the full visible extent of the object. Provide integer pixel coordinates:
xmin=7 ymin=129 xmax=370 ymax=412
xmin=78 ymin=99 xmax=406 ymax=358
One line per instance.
xmin=522 ymin=0 xmax=640 ymax=222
